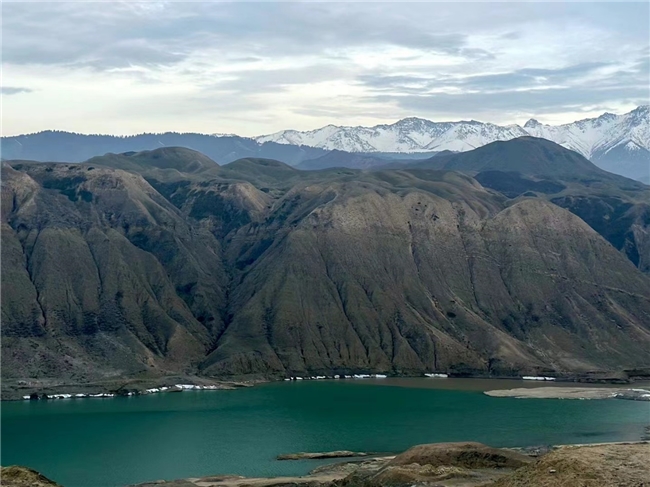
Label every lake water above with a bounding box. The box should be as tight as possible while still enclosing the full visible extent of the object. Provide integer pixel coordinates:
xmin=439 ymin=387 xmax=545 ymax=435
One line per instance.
xmin=2 ymin=379 xmax=649 ymax=487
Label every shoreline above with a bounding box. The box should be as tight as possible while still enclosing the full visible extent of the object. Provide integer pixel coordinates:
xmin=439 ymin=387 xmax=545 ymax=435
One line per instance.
xmin=4 ymin=372 xmax=650 ymax=402
xmin=0 ymin=375 xmax=260 ymax=402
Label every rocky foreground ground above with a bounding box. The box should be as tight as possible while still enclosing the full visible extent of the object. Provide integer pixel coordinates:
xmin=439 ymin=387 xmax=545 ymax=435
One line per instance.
xmin=131 ymin=442 xmax=649 ymax=487
xmin=6 ymin=442 xmax=647 ymax=487
xmin=0 ymin=466 xmax=62 ymax=487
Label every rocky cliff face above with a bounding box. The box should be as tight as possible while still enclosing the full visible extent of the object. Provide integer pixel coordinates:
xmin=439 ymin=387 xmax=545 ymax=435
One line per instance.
xmin=3 ymin=143 xmax=650 ymax=381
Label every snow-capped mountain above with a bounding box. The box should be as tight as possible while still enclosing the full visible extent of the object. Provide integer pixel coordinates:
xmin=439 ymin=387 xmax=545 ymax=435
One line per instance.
xmin=256 ymin=117 xmax=530 ymax=153
xmin=257 ymin=106 xmax=649 ymax=156
xmin=523 ymin=105 xmax=649 ymax=159
xmin=256 ymin=106 xmax=650 ymax=181
xmin=524 ymin=106 xmax=649 ymax=182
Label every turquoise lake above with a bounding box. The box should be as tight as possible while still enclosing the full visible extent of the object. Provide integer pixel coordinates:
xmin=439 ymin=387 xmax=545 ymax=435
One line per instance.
xmin=2 ymin=380 xmax=649 ymax=487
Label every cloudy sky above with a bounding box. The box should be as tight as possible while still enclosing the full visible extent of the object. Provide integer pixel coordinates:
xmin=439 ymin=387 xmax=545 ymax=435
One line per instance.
xmin=2 ymin=1 xmax=649 ymax=136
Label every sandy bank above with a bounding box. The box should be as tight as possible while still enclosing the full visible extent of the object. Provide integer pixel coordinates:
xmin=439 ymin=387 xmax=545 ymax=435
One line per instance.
xmin=277 ymin=450 xmax=373 ymax=460
xmin=484 ymin=387 xmax=650 ymax=400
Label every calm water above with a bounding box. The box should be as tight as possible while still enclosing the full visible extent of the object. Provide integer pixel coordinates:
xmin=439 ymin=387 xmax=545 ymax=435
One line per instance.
xmin=2 ymin=380 xmax=649 ymax=487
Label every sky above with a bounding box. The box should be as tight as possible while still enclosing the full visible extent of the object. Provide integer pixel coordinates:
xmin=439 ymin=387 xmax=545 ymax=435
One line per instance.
xmin=2 ymin=1 xmax=649 ymax=136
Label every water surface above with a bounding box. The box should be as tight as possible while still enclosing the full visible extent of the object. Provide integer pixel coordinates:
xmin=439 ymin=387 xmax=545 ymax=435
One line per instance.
xmin=2 ymin=379 xmax=648 ymax=487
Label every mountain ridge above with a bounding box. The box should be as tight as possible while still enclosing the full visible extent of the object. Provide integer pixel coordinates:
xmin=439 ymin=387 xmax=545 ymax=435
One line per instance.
xmin=3 ymin=137 xmax=650 ymax=383
xmin=2 ymin=107 xmax=648 ymax=182
xmin=256 ymin=106 xmax=649 ymax=156
xmin=0 ymin=131 xmax=330 ymax=167
xmin=257 ymin=106 xmax=649 ymax=181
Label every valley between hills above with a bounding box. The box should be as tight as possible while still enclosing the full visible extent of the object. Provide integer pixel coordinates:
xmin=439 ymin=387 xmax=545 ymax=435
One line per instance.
xmin=2 ymin=137 xmax=650 ymax=392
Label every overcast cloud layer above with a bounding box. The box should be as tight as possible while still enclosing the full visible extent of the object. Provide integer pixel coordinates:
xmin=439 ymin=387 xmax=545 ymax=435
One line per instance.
xmin=2 ymin=1 xmax=649 ymax=136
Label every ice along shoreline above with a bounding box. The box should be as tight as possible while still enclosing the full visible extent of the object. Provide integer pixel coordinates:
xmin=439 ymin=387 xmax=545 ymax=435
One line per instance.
xmin=19 ymin=373 xmax=428 ymax=401
xmin=10 ymin=372 xmax=650 ymax=402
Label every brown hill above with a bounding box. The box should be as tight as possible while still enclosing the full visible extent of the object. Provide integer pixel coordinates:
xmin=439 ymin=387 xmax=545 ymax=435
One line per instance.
xmin=3 ymin=140 xmax=650 ymax=382
xmin=490 ymin=443 xmax=650 ymax=487
xmin=411 ymin=138 xmax=650 ymax=274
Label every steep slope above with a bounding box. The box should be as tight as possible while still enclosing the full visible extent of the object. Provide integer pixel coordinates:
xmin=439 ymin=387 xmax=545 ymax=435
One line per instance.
xmin=201 ymin=176 xmax=650 ymax=376
xmin=410 ymin=138 xmax=650 ymax=273
xmin=1 ymin=162 xmax=228 ymax=380
xmin=580 ymin=140 xmax=649 ymax=183
xmin=549 ymin=193 xmax=650 ymax=273
xmin=3 ymin=144 xmax=650 ymax=382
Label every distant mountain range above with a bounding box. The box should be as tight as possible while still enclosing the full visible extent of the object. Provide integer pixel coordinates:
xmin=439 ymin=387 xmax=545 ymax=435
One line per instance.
xmin=257 ymin=106 xmax=650 ymax=182
xmin=256 ymin=106 xmax=649 ymax=155
xmin=2 ymin=107 xmax=648 ymax=182
xmin=0 ymin=131 xmax=330 ymax=166
xmin=257 ymin=118 xmax=528 ymax=153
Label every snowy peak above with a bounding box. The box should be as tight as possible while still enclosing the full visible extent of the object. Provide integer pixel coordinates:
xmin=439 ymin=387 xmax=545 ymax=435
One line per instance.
xmin=253 ymin=106 xmax=649 ymax=182
xmin=524 ymin=119 xmax=542 ymax=129
xmin=391 ymin=116 xmax=431 ymax=126
xmin=255 ymin=106 xmax=649 ymax=161
xmin=256 ymin=118 xmax=529 ymax=154
xmin=523 ymin=106 xmax=649 ymax=161
xmin=255 ymin=106 xmax=650 ymax=175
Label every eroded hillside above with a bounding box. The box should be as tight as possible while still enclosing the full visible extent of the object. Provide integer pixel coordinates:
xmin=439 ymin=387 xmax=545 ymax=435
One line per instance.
xmin=3 ymin=142 xmax=650 ymax=381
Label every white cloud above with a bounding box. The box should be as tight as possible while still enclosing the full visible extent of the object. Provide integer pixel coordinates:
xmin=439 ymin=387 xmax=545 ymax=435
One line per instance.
xmin=1 ymin=2 xmax=648 ymax=135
